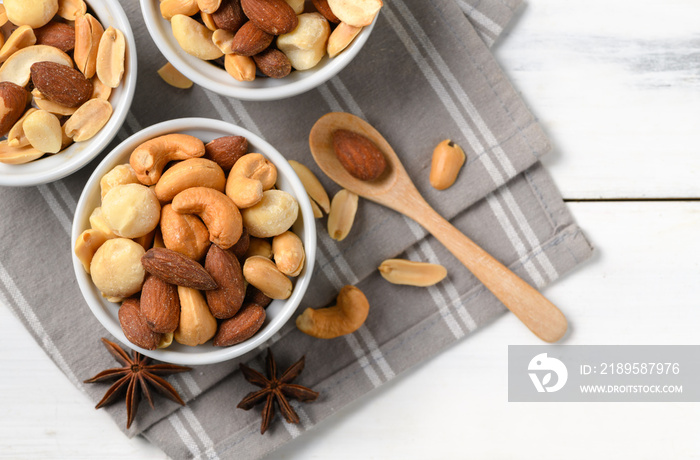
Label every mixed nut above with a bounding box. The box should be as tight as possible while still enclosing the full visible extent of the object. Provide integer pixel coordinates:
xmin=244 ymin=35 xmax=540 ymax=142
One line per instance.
xmin=74 ymin=132 xmax=306 ymax=350
xmin=0 ymin=0 xmax=126 ymax=164
xmin=159 ymin=0 xmax=383 ymax=82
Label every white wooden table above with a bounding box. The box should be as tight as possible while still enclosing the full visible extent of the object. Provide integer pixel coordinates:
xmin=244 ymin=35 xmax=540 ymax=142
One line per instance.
xmin=2 ymin=0 xmax=699 ymax=458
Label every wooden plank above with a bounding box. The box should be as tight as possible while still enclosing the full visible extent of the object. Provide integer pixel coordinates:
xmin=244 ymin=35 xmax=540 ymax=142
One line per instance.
xmin=2 ymin=201 xmax=699 ymax=458
xmin=495 ymin=0 xmax=700 ymax=199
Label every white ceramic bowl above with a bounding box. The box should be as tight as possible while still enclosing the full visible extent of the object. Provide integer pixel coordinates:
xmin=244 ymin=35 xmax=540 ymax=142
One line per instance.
xmin=71 ymin=118 xmax=317 ymax=365
xmin=0 ymin=0 xmax=137 ymax=187
xmin=139 ymin=0 xmax=377 ymax=101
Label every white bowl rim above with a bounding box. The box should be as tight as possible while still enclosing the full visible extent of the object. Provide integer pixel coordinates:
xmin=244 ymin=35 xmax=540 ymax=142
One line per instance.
xmin=71 ymin=117 xmax=317 ymax=365
xmin=139 ymin=0 xmax=377 ymax=101
xmin=0 ymin=0 xmax=138 ymax=187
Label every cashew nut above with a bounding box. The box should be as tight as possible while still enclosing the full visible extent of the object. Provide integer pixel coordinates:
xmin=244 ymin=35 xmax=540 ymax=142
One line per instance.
xmin=155 ymin=157 xmax=226 ymax=202
xmin=174 ymin=286 xmax=218 ymax=346
xmin=160 ymin=203 xmax=211 ymax=260
xmin=242 ymin=255 xmax=292 ymax=300
xmin=130 ymin=133 xmax=205 ymax=185
xmin=296 ymin=285 xmax=370 ymax=338
xmin=225 ymin=153 xmax=277 ymax=209
xmin=272 ymin=231 xmax=305 ymax=277
xmin=241 ymin=189 xmax=299 ymax=238
xmin=171 ymin=186 xmax=243 ymax=249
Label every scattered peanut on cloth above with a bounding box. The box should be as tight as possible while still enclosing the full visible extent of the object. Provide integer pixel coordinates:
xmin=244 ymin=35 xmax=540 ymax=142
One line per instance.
xmin=0 ymin=0 xmax=126 ymax=164
xmin=74 ymin=132 xmax=306 ymax=350
xmin=158 ymin=0 xmax=383 ymax=85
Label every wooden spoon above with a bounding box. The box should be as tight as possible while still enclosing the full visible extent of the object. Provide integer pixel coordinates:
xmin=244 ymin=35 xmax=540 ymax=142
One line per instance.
xmin=309 ymin=112 xmax=567 ymax=342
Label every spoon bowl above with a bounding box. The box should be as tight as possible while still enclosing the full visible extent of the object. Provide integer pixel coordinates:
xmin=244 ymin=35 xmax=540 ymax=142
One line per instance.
xmin=310 ymin=112 xmax=568 ymax=343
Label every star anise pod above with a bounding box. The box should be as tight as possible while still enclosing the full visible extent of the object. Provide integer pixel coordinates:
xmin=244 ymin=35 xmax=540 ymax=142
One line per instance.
xmin=84 ymin=338 xmax=191 ymax=429
xmin=237 ymin=349 xmax=319 ymax=434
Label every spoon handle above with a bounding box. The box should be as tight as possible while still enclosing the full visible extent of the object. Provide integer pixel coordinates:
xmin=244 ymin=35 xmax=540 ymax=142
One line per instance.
xmin=414 ymin=202 xmax=567 ymax=342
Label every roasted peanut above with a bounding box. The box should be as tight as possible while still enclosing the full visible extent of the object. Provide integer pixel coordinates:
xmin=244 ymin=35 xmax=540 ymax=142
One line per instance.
xmin=243 ymin=255 xmax=293 ymax=299
xmin=160 ymin=0 xmax=199 ymax=20
xmin=23 ymin=109 xmax=62 ymax=154
xmin=272 ymin=231 xmax=305 ymax=277
xmin=277 ymin=13 xmax=331 ymax=71
xmin=225 ymin=153 xmax=277 ymax=208
xmin=74 ymin=13 xmax=104 ymax=78
xmin=245 ymin=237 xmax=272 ymax=259
xmin=101 ymin=184 xmax=161 ymax=238
xmin=96 ymin=26 xmax=126 ymax=88
xmin=130 ymin=133 xmax=205 ymax=185
xmin=0 ymin=26 xmax=37 ymax=64
xmin=296 ymin=285 xmax=369 ymax=338
xmin=241 ymin=190 xmax=299 ymax=238
xmin=224 ymin=53 xmax=256 ymax=82
xmin=90 ymin=238 xmax=146 ymax=300
xmin=378 ymin=259 xmax=447 ymax=287
xmin=74 ymin=228 xmax=109 ymax=273
xmin=327 ymin=22 xmax=362 ymax=58
xmin=174 ymin=286 xmax=218 ymax=346
xmin=327 ymin=0 xmax=382 ymax=27
xmin=157 ymin=62 xmax=194 ymax=89
xmin=327 ymin=189 xmax=358 ymax=241
xmin=289 ymin=160 xmax=330 ymax=213
xmin=171 ymin=14 xmax=223 ymax=60
xmin=63 ymin=99 xmax=113 ymax=142
xmin=429 ymin=139 xmax=465 ymax=190
xmin=171 ymin=187 xmax=243 ymax=249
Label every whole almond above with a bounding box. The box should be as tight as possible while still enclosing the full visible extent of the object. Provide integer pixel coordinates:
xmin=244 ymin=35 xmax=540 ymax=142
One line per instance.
xmin=241 ymin=0 xmax=298 ymax=35
xmin=0 ymin=82 xmax=28 ymax=136
xmin=205 ymin=244 xmax=246 ymax=319
xmin=118 ymin=298 xmax=161 ymax=350
xmin=31 ymin=61 xmax=93 ymax=107
xmin=212 ymin=0 xmax=246 ymax=32
xmin=142 ymin=247 xmax=218 ymax=290
xmin=312 ymin=0 xmax=340 ymax=23
xmin=212 ymin=302 xmax=266 ymax=346
xmin=140 ymin=275 xmax=181 ymax=333
xmin=253 ymin=48 xmax=292 ymax=79
xmin=34 ymin=22 xmax=75 ymax=52
xmin=229 ymin=226 xmax=250 ymax=259
xmin=332 ymin=129 xmax=387 ymax=181
xmin=245 ymin=285 xmax=272 ymax=308
xmin=230 ymin=21 xmax=273 ymax=57
xmin=204 ymin=135 xmax=248 ymax=171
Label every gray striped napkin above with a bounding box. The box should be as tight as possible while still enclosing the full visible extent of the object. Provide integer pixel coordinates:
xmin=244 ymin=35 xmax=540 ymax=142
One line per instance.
xmin=0 ymin=0 xmax=593 ymax=459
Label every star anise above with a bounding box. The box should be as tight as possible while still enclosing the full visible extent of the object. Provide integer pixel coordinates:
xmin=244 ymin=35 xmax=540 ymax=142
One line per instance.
xmin=84 ymin=338 xmax=192 ymax=429
xmin=237 ymin=349 xmax=319 ymax=434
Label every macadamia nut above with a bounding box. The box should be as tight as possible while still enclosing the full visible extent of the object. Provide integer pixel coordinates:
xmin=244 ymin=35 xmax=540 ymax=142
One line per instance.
xmin=277 ymin=13 xmax=331 ymax=71
xmin=102 ymin=183 xmax=161 ymax=238
xmin=242 ymin=189 xmax=299 ymax=238
xmin=90 ymin=238 xmax=146 ymax=300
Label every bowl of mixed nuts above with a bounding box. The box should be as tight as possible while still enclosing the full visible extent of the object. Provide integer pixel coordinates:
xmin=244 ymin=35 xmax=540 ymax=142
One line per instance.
xmin=0 ymin=0 xmax=137 ymax=186
xmin=71 ymin=117 xmax=317 ymax=365
xmin=140 ymin=0 xmax=381 ymax=100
